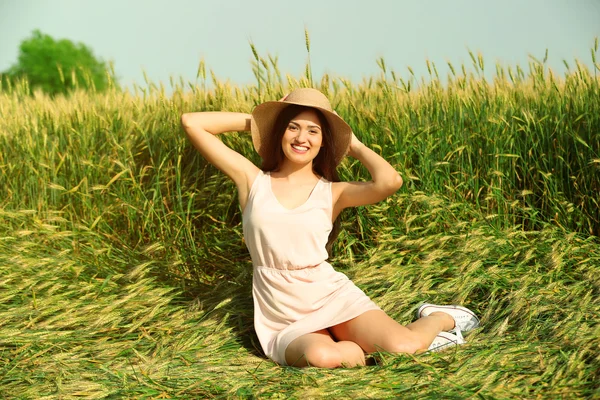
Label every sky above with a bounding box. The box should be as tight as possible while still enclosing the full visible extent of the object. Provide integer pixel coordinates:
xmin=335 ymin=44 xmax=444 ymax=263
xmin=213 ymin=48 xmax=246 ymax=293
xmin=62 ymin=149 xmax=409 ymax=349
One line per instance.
xmin=0 ymin=0 xmax=599 ymax=91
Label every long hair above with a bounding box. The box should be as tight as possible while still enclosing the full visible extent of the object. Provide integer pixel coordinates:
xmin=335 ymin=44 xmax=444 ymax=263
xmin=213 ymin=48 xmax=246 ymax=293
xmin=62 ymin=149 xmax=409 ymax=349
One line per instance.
xmin=260 ymin=104 xmax=342 ymax=255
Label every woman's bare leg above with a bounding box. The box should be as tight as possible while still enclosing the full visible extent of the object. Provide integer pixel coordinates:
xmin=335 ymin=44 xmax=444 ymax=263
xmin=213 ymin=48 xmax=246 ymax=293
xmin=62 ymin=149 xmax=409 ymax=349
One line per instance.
xmin=329 ymin=310 xmax=454 ymax=354
xmin=285 ymin=329 xmax=366 ymax=368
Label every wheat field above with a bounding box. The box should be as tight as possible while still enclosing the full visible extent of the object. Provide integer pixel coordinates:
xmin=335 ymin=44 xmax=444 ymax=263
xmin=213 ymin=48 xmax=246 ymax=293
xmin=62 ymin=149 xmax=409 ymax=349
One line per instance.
xmin=0 ymin=42 xmax=599 ymax=398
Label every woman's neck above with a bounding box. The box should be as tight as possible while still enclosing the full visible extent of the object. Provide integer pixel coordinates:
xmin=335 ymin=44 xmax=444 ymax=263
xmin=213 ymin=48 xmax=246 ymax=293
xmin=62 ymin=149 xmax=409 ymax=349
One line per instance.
xmin=274 ymin=160 xmax=317 ymax=180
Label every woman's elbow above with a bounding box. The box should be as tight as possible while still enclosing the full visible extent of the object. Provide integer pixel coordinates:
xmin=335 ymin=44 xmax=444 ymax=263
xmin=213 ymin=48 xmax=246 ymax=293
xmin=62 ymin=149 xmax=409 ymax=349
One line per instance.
xmin=181 ymin=113 xmax=201 ymax=138
xmin=180 ymin=113 xmax=192 ymax=129
xmin=388 ymin=172 xmax=403 ymax=194
xmin=394 ymin=173 xmax=403 ymax=190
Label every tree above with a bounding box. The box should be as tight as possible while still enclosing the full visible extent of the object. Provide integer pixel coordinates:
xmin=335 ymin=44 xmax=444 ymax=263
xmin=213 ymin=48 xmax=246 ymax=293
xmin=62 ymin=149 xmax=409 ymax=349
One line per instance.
xmin=1 ymin=30 xmax=118 ymax=95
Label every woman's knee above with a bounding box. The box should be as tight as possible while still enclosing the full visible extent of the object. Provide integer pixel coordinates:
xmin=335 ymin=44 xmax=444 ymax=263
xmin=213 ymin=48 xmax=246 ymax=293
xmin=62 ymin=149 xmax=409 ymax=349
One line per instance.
xmin=303 ymin=343 xmax=343 ymax=368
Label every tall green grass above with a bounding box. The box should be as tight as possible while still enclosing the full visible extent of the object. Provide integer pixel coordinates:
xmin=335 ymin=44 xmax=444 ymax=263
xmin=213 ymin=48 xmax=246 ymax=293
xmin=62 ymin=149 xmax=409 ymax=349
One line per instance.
xmin=0 ymin=42 xmax=599 ymax=398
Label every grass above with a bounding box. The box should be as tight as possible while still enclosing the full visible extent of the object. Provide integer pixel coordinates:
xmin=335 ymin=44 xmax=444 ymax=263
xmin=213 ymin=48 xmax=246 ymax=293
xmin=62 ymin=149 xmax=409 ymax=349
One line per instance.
xmin=1 ymin=42 xmax=599 ymax=398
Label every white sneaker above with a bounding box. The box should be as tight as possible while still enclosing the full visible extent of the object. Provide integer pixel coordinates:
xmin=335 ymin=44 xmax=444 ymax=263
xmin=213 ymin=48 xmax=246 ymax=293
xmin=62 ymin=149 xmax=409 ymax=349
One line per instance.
xmin=417 ymin=303 xmax=480 ymax=333
xmin=427 ymin=330 xmax=465 ymax=352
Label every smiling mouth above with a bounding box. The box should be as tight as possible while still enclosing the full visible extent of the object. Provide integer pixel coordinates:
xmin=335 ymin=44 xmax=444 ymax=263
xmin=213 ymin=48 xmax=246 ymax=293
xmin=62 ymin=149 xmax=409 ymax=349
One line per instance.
xmin=291 ymin=144 xmax=309 ymax=152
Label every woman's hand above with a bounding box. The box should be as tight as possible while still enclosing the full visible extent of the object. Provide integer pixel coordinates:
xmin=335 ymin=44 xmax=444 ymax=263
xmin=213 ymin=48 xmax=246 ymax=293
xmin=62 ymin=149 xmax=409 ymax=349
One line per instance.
xmin=347 ymin=132 xmax=365 ymax=158
xmin=332 ymin=110 xmax=364 ymax=158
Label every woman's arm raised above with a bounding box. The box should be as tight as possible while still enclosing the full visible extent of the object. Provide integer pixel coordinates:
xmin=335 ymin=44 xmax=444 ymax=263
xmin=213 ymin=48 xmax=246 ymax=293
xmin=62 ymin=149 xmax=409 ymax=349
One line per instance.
xmin=332 ymin=133 xmax=403 ymax=216
xmin=181 ymin=112 xmax=260 ymax=209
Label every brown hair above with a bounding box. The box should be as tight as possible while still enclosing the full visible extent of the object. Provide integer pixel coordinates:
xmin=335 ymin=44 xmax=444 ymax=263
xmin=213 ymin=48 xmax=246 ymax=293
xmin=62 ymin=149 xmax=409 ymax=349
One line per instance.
xmin=260 ymin=104 xmax=342 ymax=255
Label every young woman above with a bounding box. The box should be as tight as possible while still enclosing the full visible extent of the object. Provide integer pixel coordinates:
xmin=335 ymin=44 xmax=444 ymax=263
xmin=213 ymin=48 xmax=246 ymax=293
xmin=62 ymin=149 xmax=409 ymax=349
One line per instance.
xmin=181 ymin=88 xmax=479 ymax=368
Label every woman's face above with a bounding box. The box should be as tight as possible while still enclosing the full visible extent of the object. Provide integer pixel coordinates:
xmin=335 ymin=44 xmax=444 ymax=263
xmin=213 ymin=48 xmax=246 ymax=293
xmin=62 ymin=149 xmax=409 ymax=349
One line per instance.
xmin=280 ymin=109 xmax=324 ymax=165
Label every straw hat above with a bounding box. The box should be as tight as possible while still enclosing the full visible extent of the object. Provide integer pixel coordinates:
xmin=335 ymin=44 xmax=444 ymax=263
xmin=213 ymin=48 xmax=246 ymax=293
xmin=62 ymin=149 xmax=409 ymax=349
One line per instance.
xmin=251 ymin=88 xmax=352 ymax=165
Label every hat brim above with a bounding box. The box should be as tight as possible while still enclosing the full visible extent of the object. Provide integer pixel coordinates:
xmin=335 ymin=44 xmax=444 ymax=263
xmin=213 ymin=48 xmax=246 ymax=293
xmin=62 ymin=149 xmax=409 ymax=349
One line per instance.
xmin=251 ymin=100 xmax=351 ymax=166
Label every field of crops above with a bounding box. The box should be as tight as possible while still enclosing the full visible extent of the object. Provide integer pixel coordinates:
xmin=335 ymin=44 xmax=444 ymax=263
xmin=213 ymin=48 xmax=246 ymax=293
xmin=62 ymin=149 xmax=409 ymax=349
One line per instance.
xmin=1 ymin=45 xmax=599 ymax=398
